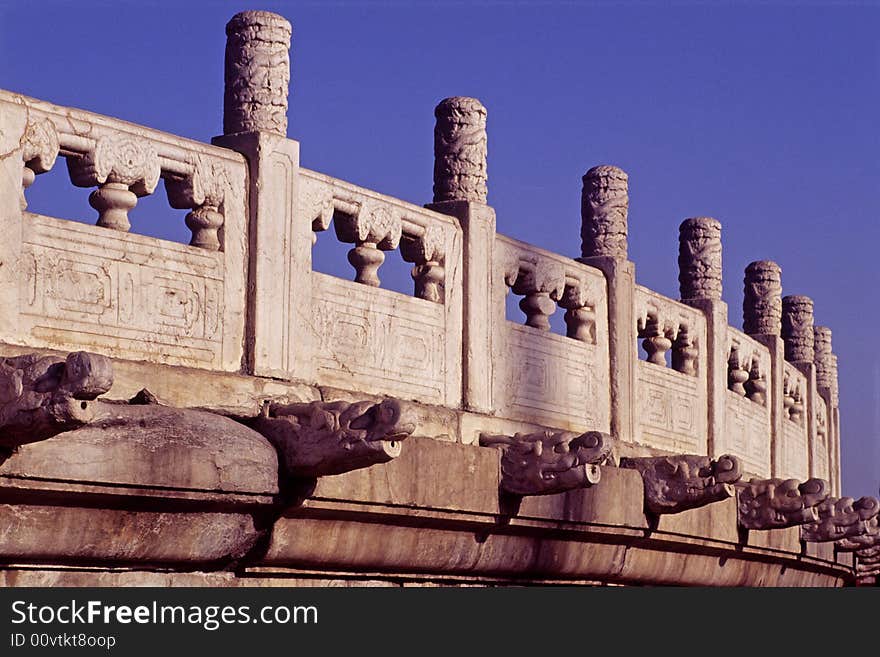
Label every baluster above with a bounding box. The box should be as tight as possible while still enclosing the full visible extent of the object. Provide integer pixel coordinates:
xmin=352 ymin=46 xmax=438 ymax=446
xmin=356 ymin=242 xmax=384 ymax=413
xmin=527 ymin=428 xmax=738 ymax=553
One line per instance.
xmin=400 ymin=226 xmax=446 ymax=303
xmin=511 ymin=261 xmax=564 ymax=331
xmin=672 ymin=324 xmax=698 ymax=375
xmin=334 ymin=203 xmax=402 ymax=288
xmin=558 ymin=282 xmax=596 ymax=343
xmin=727 ymin=347 xmax=748 ymax=395
xmin=67 ymin=135 xmax=160 ymax=232
xmin=20 ymin=119 xmax=59 ymax=210
xmin=641 ymin=314 xmax=672 ymax=366
xmin=783 ymin=374 xmax=796 ymax=420
xmin=166 ymin=157 xmax=230 ymax=251
xmin=744 ymin=358 xmax=767 ymax=406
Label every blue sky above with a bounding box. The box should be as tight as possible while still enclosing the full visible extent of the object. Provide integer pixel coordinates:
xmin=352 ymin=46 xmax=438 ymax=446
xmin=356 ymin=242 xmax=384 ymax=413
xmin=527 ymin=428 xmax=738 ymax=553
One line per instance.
xmin=1 ymin=1 xmax=878 ymax=497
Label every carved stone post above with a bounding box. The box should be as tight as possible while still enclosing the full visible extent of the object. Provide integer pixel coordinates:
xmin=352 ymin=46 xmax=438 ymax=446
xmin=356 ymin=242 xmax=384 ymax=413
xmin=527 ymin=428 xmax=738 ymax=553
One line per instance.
xmin=743 ymin=261 xmax=786 ymax=480
xmin=214 ymin=11 xmax=310 ymax=381
xmin=782 ymin=295 xmax=819 ymax=482
xmin=223 ymin=10 xmax=291 ymax=136
xmin=427 ymin=96 xmax=495 ymax=416
xmin=432 ymin=97 xmax=488 ymax=205
xmin=815 ymin=326 xmax=841 ymax=495
xmin=678 ymin=217 xmax=726 ymax=459
xmin=578 ymin=165 xmax=636 ymax=442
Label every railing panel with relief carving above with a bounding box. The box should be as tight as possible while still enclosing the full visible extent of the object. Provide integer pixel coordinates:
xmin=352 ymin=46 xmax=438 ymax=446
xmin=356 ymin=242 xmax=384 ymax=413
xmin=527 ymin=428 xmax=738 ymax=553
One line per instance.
xmin=300 ymin=169 xmax=463 ymax=406
xmin=0 ymin=91 xmax=247 ymax=371
xmin=492 ymin=235 xmax=611 ymax=432
xmin=724 ymin=327 xmax=772 ymax=477
xmin=634 ymin=286 xmax=708 ymax=453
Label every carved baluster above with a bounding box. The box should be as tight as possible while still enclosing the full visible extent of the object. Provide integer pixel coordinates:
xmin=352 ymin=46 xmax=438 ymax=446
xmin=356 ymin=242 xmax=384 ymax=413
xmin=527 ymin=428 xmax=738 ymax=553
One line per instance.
xmin=790 ymin=389 xmax=805 ymax=426
xmin=558 ymin=281 xmax=596 ymax=343
xmin=727 ymin=346 xmax=748 ymax=395
xmin=672 ymin=324 xmax=698 ymax=375
xmin=20 ymin=119 xmax=59 ymax=210
xmin=744 ymin=357 xmax=767 ymax=405
xmin=165 ymin=157 xmax=229 ymax=251
xmin=641 ymin=314 xmax=671 ymax=366
xmin=334 ymin=203 xmax=402 ymax=288
xmin=511 ymin=261 xmax=565 ymax=331
xmin=67 ymin=135 xmax=160 ymax=232
xmin=783 ymin=373 xmax=796 ymax=421
xmin=400 ymin=225 xmax=445 ymax=303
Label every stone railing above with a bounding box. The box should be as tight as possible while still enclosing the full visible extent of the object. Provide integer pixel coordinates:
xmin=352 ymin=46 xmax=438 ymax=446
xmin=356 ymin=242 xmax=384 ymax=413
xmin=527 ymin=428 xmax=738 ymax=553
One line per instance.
xmin=633 ymin=286 xmax=708 ymax=455
xmin=0 ymin=12 xmax=843 ymax=494
xmin=493 ymin=235 xmax=610 ymax=432
xmin=0 ymin=90 xmax=248 ymax=372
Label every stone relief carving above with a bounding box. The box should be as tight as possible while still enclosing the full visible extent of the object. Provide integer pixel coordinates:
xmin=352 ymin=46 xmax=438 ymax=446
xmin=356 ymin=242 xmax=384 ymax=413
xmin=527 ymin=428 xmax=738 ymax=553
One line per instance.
xmin=736 ymin=477 xmax=829 ymax=530
xmin=0 ymin=351 xmax=113 ymax=448
xmin=432 ymin=96 xmax=488 ymax=204
xmin=801 ymin=496 xmax=880 ymax=542
xmin=165 ymin=155 xmax=230 ymax=251
xmin=620 ymin=454 xmax=742 ymax=515
xmin=479 ymin=430 xmax=613 ymax=496
xmin=678 ymin=217 xmax=722 ymax=301
xmin=743 ymin=260 xmax=782 ymax=336
xmin=67 ymin=134 xmax=161 ymax=232
xmin=781 ymin=295 xmax=815 ymax=363
xmin=246 ymin=399 xmax=416 ymax=479
xmin=223 ymin=10 xmax=291 ymax=136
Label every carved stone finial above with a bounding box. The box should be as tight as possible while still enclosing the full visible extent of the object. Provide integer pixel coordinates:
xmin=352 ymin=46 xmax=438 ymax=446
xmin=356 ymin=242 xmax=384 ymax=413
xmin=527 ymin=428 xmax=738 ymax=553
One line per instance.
xmin=620 ymin=454 xmax=742 ymax=515
xmin=782 ymin=295 xmax=815 ymax=363
xmin=737 ymin=477 xmax=829 ymax=530
xmin=678 ymin=217 xmax=722 ymax=301
xmin=829 ymin=353 xmax=840 ymax=407
xmin=0 ymin=351 xmax=113 ymax=448
xmin=580 ymin=165 xmax=628 ymax=259
xmin=814 ymin=326 xmax=834 ymax=390
xmin=432 ymin=97 xmax=488 ymax=204
xmin=743 ymin=260 xmax=782 ymax=336
xmin=479 ymin=430 xmax=612 ymax=496
xmin=247 ymin=399 xmax=415 ymax=479
xmin=801 ymin=496 xmax=880 ymax=542
xmin=223 ymin=10 xmax=292 ymax=136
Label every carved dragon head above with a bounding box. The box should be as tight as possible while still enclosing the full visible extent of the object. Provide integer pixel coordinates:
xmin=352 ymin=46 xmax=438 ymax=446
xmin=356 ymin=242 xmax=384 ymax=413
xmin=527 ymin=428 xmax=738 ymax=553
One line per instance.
xmin=254 ymin=398 xmax=416 ymax=479
xmin=0 ymin=351 xmax=113 ymax=447
xmin=621 ymin=453 xmax=742 ymax=515
xmin=802 ymin=496 xmax=880 ymax=542
xmin=737 ymin=477 xmax=829 ymax=530
xmin=479 ymin=430 xmax=613 ymax=496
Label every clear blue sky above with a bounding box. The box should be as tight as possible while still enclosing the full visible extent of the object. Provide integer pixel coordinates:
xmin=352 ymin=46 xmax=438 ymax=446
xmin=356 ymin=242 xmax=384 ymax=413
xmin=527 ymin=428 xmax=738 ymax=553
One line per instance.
xmin=1 ymin=1 xmax=878 ymax=498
